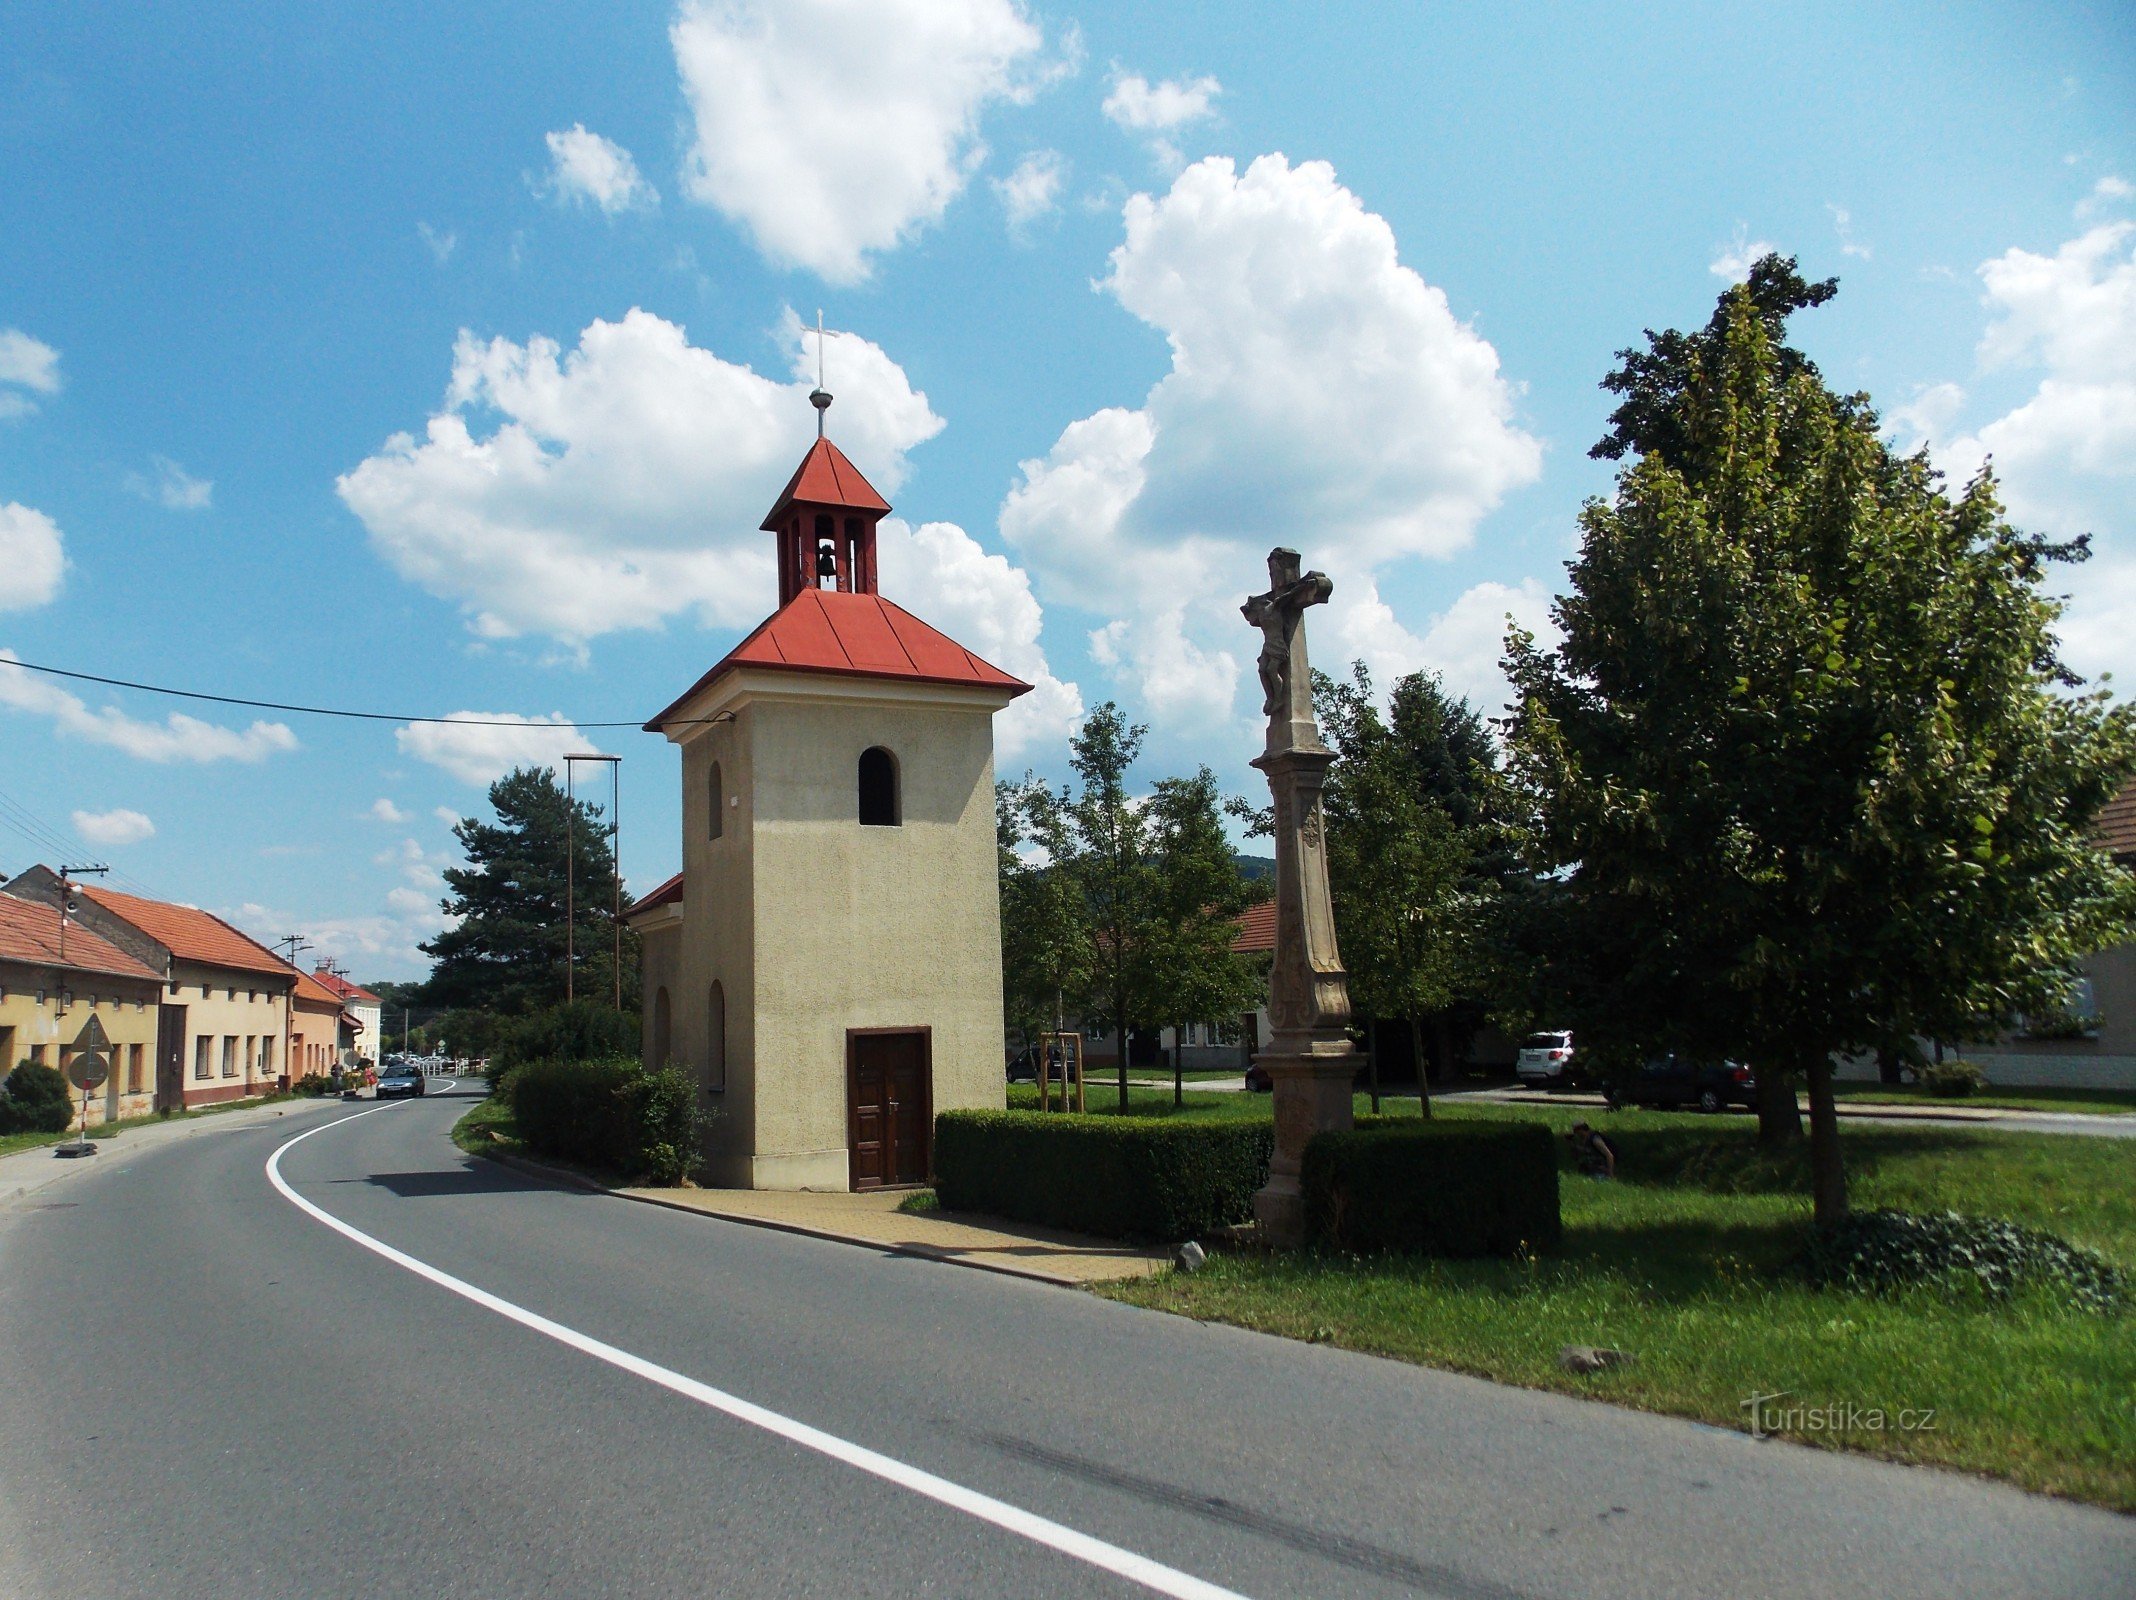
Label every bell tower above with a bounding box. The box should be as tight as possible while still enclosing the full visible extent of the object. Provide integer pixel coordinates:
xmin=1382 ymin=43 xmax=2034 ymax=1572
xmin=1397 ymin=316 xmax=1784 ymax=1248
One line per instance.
xmin=762 ymin=389 xmax=892 ymax=605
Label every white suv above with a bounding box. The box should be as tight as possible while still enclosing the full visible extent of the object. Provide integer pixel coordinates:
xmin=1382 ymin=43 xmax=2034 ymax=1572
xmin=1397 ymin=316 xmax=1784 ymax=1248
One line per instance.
xmin=1516 ymin=1031 xmax=1577 ymax=1086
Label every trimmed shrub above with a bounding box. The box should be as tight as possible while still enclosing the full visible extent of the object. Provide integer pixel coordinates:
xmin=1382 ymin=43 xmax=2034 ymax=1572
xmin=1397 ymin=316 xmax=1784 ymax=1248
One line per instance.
xmin=1301 ymin=1121 xmax=1561 ymax=1258
xmin=934 ymin=1110 xmax=1272 ymax=1241
xmin=508 ymin=1056 xmax=702 ymax=1184
xmin=1917 ymin=1058 xmax=1987 ymax=1098
xmin=1802 ymin=1209 xmax=2124 ymax=1313
xmin=493 ymin=1002 xmax=640 ymax=1069
xmin=292 ymin=1073 xmax=336 ymax=1098
xmin=0 ymin=1062 xmax=74 ymax=1135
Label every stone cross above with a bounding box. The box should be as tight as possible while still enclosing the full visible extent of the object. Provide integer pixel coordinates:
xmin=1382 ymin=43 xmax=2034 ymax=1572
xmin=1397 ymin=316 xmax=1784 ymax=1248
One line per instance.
xmin=1241 ymin=547 xmax=1354 ymax=1246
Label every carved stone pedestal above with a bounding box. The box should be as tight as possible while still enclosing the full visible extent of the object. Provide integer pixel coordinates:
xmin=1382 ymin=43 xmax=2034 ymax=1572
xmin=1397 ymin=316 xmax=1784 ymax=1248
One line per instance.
xmin=1252 ymin=1050 xmax=1357 ymax=1240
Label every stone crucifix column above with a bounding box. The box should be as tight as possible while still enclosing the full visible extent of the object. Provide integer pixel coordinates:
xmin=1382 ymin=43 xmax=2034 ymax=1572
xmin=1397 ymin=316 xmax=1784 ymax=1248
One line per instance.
xmin=1241 ymin=547 xmax=1355 ymax=1246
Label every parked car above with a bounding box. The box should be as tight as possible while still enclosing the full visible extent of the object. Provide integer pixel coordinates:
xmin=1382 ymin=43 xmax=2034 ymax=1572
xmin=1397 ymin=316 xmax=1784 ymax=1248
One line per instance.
xmin=375 ymin=1062 xmax=427 ymax=1100
xmin=1607 ymin=1054 xmax=1757 ymax=1113
xmin=1515 ymin=1031 xmax=1579 ymax=1087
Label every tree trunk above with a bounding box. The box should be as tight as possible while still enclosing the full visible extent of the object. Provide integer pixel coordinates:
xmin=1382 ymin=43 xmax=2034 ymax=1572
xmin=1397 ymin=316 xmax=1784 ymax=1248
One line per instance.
xmin=1755 ymin=1064 xmax=1801 ymax=1146
xmin=1173 ymin=1026 xmax=1183 ymax=1108
xmin=1411 ymin=1015 xmax=1432 ymax=1119
xmin=1806 ymin=1054 xmax=1847 ymax=1226
xmin=1876 ymin=1044 xmax=1902 ymax=1086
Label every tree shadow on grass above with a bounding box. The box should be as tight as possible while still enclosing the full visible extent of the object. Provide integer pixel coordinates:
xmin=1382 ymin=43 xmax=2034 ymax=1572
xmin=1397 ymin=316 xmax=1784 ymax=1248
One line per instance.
xmin=1594 ymin=1122 xmax=1989 ymax=1197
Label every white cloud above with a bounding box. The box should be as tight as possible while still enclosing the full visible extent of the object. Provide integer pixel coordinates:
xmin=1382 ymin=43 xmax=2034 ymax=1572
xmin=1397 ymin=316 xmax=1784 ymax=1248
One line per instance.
xmin=876 ymin=517 xmax=1080 ymax=754
xmin=433 ymin=805 xmax=461 ymax=827
xmin=1827 ymin=204 xmax=1870 ymax=261
xmin=0 ymin=328 xmax=60 ymax=410
xmin=2077 ymin=174 xmax=2133 ymax=220
xmin=0 ymin=503 xmax=65 ymax=610
xmin=1709 ymin=227 xmax=1777 ymax=282
xmin=543 ymin=124 xmax=658 ymax=214
xmin=670 ymin=0 xmax=1056 ymax=281
xmin=123 ymin=455 xmax=212 ymax=511
xmin=221 ymin=896 xmax=453 ymax=980
xmin=395 ymin=713 xmax=600 ymax=787
xmin=370 ymin=797 xmax=409 ymax=823
xmin=1101 ymin=71 xmax=1220 ymax=170
xmin=338 ymin=308 xmax=944 ymax=643
xmin=1886 ymin=381 xmax=1968 ymax=454
xmin=0 ymin=651 xmax=298 ymax=762
xmin=999 ymin=154 xmax=1541 ymax=728
xmin=994 ymin=149 xmax=1067 ymax=232
xmin=70 ymin=807 xmax=154 ymax=846
xmin=418 ymin=221 xmax=458 ymax=263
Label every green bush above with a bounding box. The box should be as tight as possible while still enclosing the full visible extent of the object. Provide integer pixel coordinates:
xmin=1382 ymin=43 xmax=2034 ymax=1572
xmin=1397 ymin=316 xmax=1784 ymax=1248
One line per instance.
xmin=1301 ymin=1121 xmax=1561 ymax=1258
xmin=1918 ymin=1058 xmax=1988 ymax=1098
xmin=493 ymin=1002 xmax=640 ymax=1069
xmin=0 ymin=1062 xmax=74 ymax=1135
xmin=1802 ymin=1208 xmax=2124 ymax=1313
xmin=507 ymin=1055 xmax=701 ymax=1183
xmin=292 ymin=1072 xmax=336 ymax=1098
xmin=934 ymin=1110 xmax=1272 ymax=1241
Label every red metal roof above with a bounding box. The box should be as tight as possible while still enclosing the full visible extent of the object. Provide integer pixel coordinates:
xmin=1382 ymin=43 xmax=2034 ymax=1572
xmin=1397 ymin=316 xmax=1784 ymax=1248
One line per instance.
xmin=759 ymin=438 xmax=892 ymax=530
xmin=628 ymin=872 xmax=684 ymax=917
xmin=0 ymin=892 xmax=162 ymax=982
xmin=1232 ymin=898 xmax=1276 ymax=955
xmin=311 ymin=969 xmax=381 ymax=1004
xmin=81 ymin=885 xmax=293 ymax=979
xmin=646 ymin=589 xmax=1030 ymax=731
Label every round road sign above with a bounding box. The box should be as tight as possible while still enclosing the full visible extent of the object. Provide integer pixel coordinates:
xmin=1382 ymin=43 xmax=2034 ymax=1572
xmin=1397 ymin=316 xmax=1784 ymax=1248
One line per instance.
xmin=65 ymin=1049 xmax=110 ymax=1092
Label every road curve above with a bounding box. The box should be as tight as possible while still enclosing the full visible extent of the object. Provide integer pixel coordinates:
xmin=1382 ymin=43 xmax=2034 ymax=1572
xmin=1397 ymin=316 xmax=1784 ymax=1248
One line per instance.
xmin=0 ymin=1090 xmax=2127 ymax=1600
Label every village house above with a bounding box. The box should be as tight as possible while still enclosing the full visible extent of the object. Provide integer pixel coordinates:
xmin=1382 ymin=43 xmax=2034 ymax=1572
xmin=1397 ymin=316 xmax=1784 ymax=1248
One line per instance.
xmin=0 ymin=889 xmax=163 ymax=1124
xmin=309 ymin=968 xmax=382 ymax=1067
xmin=4 ymin=869 xmax=297 ymax=1109
xmin=288 ymin=968 xmax=356 ymax=1082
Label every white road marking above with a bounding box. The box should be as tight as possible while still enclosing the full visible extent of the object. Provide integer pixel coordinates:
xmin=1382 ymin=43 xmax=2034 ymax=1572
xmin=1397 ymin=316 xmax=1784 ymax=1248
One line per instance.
xmin=266 ymin=1109 xmax=1253 ymax=1600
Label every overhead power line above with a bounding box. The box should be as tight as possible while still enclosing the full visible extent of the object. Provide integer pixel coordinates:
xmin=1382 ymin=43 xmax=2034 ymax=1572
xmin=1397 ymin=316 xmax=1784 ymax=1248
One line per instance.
xmin=0 ymin=656 xmax=655 ymax=728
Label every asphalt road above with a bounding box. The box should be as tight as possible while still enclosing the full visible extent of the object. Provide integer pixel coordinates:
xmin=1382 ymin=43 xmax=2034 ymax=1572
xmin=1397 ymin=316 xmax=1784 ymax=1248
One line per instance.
xmin=1 ymin=1090 xmax=2128 ymax=1600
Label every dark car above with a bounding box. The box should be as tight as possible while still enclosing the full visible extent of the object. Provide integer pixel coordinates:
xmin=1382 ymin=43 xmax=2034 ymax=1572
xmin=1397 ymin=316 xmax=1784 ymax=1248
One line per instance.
xmin=1608 ymin=1054 xmax=1756 ymax=1113
xmin=376 ymin=1063 xmax=427 ymax=1099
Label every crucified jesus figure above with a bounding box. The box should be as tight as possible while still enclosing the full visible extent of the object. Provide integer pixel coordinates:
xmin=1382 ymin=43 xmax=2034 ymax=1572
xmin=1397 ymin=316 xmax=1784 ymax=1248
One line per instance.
xmin=1241 ymin=547 xmax=1333 ymax=723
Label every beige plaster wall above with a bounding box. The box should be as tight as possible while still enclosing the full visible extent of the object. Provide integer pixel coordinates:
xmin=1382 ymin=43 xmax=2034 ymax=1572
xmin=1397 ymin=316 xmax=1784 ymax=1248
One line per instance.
xmin=163 ymin=961 xmax=294 ymax=1106
xmin=0 ymin=964 xmax=161 ymax=1123
xmin=663 ymin=671 xmax=1010 ymax=1189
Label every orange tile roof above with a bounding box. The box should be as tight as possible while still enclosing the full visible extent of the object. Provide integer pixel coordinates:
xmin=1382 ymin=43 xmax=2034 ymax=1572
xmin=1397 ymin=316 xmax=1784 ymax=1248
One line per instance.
xmin=0 ymin=892 xmax=162 ymax=982
xmin=311 ymin=969 xmax=381 ymax=1004
xmin=292 ymin=970 xmax=344 ymax=1008
xmin=1232 ymin=898 xmax=1276 ymax=955
xmin=2097 ymin=779 xmax=2136 ymax=863
xmin=759 ymin=437 xmax=891 ymax=529
xmin=81 ymin=885 xmax=292 ymax=979
xmin=646 ymin=588 xmax=1030 ymax=730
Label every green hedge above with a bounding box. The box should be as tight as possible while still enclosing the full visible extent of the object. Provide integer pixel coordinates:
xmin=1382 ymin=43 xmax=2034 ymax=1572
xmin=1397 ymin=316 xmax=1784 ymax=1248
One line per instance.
xmin=934 ymin=1110 xmax=1272 ymax=1241
xmin=1302 ymin=1121 xmax=1560 ymax=1257
xmin=508 ymin=1056 xmax=701 ymax=1185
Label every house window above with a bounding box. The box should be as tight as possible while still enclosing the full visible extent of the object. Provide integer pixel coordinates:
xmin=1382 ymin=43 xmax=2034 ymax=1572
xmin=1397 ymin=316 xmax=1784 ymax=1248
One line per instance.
xmin=259 ymin=1036 xmax=274 ymax=1075
xmin=705 ymin=980 xmax=726 ymax=1093
xmin=221 ymin=1036 xmax=237 ymax=1078
xmin=200 ymin=984 xmax=209 ymax=998
xmin=194 ymin=1036 xmax=212 ymax=1080
xmin=708 ymin=761 xmax=723 ymax=841
xmin=126 ymin=1044 xmax=144 ymax=1094
xmin=226 ymin=988 xmax=235 ymax=1002
xmin=858 ymin=746 xmax=899 ymax=827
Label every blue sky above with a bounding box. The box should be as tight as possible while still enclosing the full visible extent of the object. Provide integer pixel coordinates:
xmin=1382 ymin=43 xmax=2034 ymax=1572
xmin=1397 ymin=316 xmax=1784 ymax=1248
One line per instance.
xmin=1 ymin=1 xmax=2130 ymax=980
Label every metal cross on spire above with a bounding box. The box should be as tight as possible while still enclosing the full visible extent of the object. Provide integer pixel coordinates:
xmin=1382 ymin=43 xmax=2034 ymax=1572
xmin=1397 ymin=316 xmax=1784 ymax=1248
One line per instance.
xmin=809 ymin=309 xmax=833 ymax=437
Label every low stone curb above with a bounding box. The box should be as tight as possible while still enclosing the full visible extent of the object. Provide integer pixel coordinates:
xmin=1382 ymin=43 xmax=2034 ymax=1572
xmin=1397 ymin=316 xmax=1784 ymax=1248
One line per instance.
xmin=475 ymin=1147 xmax=1093 ymax=1290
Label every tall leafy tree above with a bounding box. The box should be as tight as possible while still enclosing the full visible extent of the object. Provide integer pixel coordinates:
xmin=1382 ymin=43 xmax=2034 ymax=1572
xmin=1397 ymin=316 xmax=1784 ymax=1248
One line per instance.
xmin=1505 ymin=256 xmax=2136 ymax=1223
xmin=1063 ymin=704 xmax=1163 ymax=1109
xmin=1139 ymin=768 xmax=1261 ymax=1104
xmin=421 ymin=766 xmax=639 ymax=1016
xmin=996 ymin=776 xmax=1096 ymax=1051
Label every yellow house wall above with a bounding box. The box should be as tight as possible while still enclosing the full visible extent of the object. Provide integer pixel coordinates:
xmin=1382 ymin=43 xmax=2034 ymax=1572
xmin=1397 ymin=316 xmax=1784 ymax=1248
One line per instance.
xmin=0 ymin=962 xmax=161 ymax=1124
xmin=162 ymin=961 xmax=295 ymax=1106
xmin=290 ymin=999 xmax=342 ymax=1081
xmin=663 ymin=670 xmax=1010 ymax=1190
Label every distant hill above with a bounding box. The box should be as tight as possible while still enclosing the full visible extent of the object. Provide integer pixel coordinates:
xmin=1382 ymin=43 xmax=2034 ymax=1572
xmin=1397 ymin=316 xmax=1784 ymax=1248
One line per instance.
xmin=1234 ymin=854 xmax=1275 ymax=882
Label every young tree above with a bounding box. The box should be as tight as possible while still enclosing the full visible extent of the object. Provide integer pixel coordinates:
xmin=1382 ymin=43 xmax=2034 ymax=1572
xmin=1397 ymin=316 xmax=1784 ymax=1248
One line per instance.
xmin=1506 ymin=256 xmax=2136 ymax=1223
xmin=1139 ymin=768 xmax=1261 ymax=1104
xmin=421 ymin=767 xmax=639 ymax=1016
xmin=996 ymin=776 xmax=1095 ymax=1053
xmin=1065 ymin=704 xmax=1163 ymax=1109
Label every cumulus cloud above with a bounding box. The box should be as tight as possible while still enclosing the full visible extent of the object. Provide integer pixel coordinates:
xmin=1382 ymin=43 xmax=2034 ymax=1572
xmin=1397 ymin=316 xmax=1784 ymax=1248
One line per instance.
xmin=1102 ymin=71 xmax=1220 ymax=170
xmin=418 ymin=221 xmax=458 ymax=263
xmin=999 ymin=154 xmax=1541 ymax=728
xmin=0 ymin=652 xmax=298 ymax=762
xmin=543 ymin=124 xmax=658 ymax=214
xmin=221 ymin=896 xmax=453 ymax=979
xmin=123 ymin=455 xmax=212 ymax=511
xmin=71 ymin=807 xmax=154 ymax=846
xmin=370 ymin=797 xmax=409 ymax=823
xmin=0 ymin=503 xmax=65 ymax=610
xmin=877 ymin=517 xmax=1081 ymax=754
xmin=395 ymin=713 xmax=601 ymax=787
xmin=1709 ymin=227 xmax=1777 ymax=282
xmin=0 ymin=328 xmax=60 ymax=418
xmin=2076 ymin=174 xmax=2133 ymax=220
xmin=338 ymin=309 xmax=944 ymax=643
xmin=994 ymin=149 xmax=1067 ymax=232
xmin=671 ymin=0 xmax=1058 ymax=281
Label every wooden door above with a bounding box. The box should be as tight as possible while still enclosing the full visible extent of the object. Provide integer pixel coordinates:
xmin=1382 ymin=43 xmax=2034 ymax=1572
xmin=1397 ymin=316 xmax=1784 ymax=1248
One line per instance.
xmin=155 ymin=1005 xmax=186 ymax=1112
xmin=847 ymin=1030 xmax=930 ymax=1190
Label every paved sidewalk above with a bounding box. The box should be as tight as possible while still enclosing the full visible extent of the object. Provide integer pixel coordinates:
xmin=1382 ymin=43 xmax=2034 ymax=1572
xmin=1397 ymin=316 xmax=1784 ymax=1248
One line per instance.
xmin=612 ymin=1182 xmax=1170 ymax=1287
xmin=0 ymin=1096 xmax=326 ymax=1205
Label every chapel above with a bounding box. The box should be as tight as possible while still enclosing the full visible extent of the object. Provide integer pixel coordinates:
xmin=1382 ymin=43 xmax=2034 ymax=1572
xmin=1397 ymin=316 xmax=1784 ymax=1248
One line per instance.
xmin=629 ymin=405 xmax=1029 ymax=1190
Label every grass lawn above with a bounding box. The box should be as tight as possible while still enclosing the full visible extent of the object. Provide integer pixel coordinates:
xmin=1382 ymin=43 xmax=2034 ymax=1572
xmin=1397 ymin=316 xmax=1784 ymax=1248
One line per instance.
xmin=0 ymin=1092 xmax=300 ymax=1160
xmin=1063 ymin=1089 xmax=2134 ymax=1509
xmin=449 ymin=1095 xmax=524 ymax=1162
xmin=1832 ymin=1083 xmax=2136 ymax=1117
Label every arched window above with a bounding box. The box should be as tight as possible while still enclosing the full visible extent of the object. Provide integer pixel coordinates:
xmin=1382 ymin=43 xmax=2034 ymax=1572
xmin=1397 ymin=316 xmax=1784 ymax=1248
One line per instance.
xmin=651 ymin=987 xmax=672 ymax=1068
xmin=858 ymin=746 xmax=899 ymax=827
xmin=708 ymin=760 xmax=723 ymax=840
xmin=705 ymin=980 xmax=726 ymax=1093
